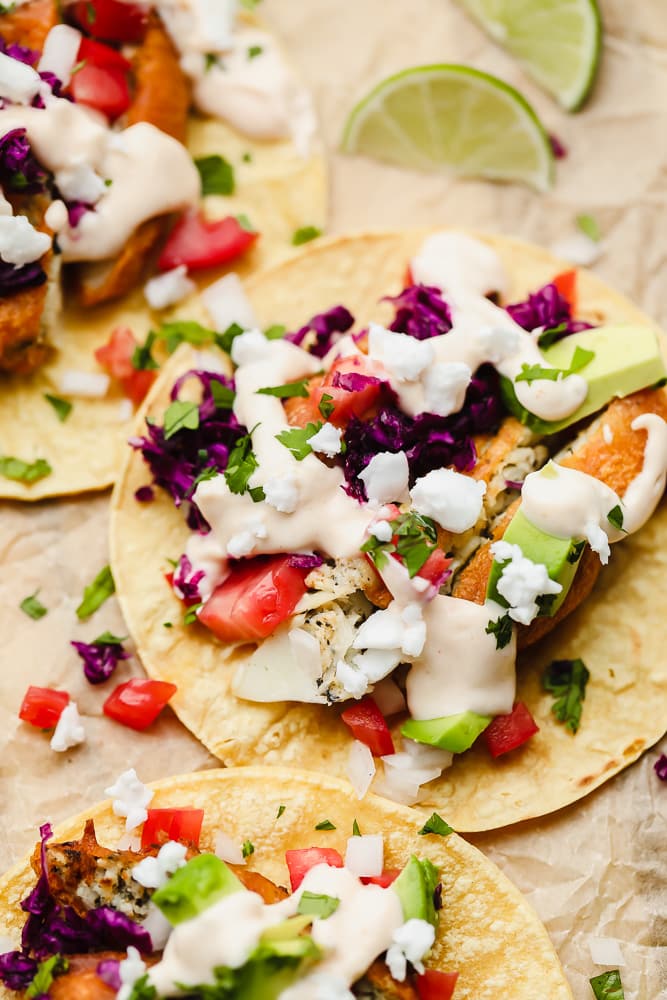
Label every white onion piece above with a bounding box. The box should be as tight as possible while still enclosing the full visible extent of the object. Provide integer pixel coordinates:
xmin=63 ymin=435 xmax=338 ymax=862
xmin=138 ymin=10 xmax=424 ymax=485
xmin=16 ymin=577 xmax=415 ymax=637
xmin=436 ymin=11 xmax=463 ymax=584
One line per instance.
xmin=346 ymin=740 xmax=376 ymax=799
xmin=117 ymin=398 xmax=134 ymax=422
xmin=588 ymin=938 xmax=626 ymax=966
xmin=141 ymin=903 xmax=172 ymax=951
xmin=57 ymin=371 xmax=110 ymax=398
xmin=372 ymin=765 xmax=430 ymax=807
xmin=193 ymin=349 xmax=226 ymax=372
xmin=144 ymin=265 xmax=195 ymax=310
xmin=403 ymin=738 xmax=453 ymax=770
xmin=38 ymin=25 xmax=82 ymax=87
xmin=371 ymin=677 xmax=406 ymax=717
xmin=214 ymin=830 xmax=245 ymax=865
xmin=380 ymin=753 xmax=443 ymax=787
xmin=344 ymin=834 xmax=383 ymax=877
xmin=201 ymin=272 xmax=257 ymax=332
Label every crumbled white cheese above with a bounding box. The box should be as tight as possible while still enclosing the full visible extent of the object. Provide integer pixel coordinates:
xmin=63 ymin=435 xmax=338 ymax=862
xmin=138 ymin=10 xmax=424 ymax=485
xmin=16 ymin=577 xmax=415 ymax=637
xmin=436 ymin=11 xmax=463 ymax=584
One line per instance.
xmin=423 ymin=361 xmax=471 ymax=417
xmin=55 ymin=164 xmax=107 ymax=205
xmin=353 ymin=601 xmax=425 ymax=659
xmin=144 ymin=265 xmax=195 ymax=310
xmin=132 ymin=840 xmax=188 ymax=890
xmin=369 ymin=519 xmax=393 ymax=542
xmin=50 ymin=701 xmax=85 ymax=753
xmin=344 ymin=834 xmax=383 ymax=877
xmin=0 ymin=215 xmax=51 ymax=266
xmin=491 ymin=540 xmax=562 ymax=625
xmin=263 ymin=475 xmax=299 ymax=513
xmin=201 ymin=271 xmax=258 ymax=332
xmin=38 ymin=24 xmax=82 ymax=86
xmin=307 ymin=422 xmax=343 ymax=457
xmin=117 ymin=946 xmax=147 ymax=1000
xmin=359 ymin=451 xmax=409 ymax=504
xmin=353 ymin=648 xmax=402 ymax=683
xmin=44 ymin=199 xmax=68 ymax=231
xmin=410 ymin=468 xmax=486 ymax=534
xmin=0 ymin=51 xmax=42 ymax=104
xmin=584 ymin=518 xmax=611 ymax=564
xmin=385 ymin=919 xmax=436 ymax=981
xmin=230 ymin=328 xmax=268 ymax=366
xmin=105 ymin=768 xmax=154 ymax=833
xmin=476 ymin=325 xmax=521 ymax=364
xmin=335 ymin=659 xmax=368 ymax=698
xmin=226 ymin=517 xmax=267 ymax=558
xmin=367 ymin=323 xmax=434 ymax=382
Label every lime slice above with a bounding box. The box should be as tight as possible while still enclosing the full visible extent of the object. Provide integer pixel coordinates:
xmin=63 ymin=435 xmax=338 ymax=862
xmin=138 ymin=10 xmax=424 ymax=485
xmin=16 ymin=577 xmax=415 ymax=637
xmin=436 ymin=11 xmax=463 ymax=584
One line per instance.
xmin=342 ymin=65 xmax=554 ymax=192
xmin=454 ymin=0 xmax=602 ymax=111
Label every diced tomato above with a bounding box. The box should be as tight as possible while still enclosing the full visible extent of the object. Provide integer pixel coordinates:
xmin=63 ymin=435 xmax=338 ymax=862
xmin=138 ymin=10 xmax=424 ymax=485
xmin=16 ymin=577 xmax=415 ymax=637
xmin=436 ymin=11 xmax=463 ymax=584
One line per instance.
xmin=285 ymin=847 xmax=344 ymax=892
xmin=313 ymin=356 xmax=386 ymax=428
xmin=341 ymin=697 xmax=395 ymax=757
xmin=405 ymin=266 xmax=414 ymax=286
xmin=141 ymin=807 xmax=204 ymax=850
xmin=70 ymin=61 xmax=131 ymax=120
xmin=552 ymin=269 xmax=578 ymax=310
xmin=78 ymin=36 xmax=132 ymax=72
xmin=416 ymin=969 xmax=459 ymax=1000
xmin=199 ymin=556 xmax=308 ymax=644
xmin=95 ymin=327 xmax=157 ymax=405
xmin=158 ymin=212 xmax=259 ymax=273
xmin=417 ymin=548 xmax=452 ymax=586
xmin=19 ymin=686 xmax=69 ymax=729
xmin=483 ymin=702 xmax=539 ymax=758
xmin=103 ymin=678 xmax=177 ymax=731
xmin=360 ymin=869 xmax=400 ymax=887
xmin=69 ymin=0 xmax=148 ymax=43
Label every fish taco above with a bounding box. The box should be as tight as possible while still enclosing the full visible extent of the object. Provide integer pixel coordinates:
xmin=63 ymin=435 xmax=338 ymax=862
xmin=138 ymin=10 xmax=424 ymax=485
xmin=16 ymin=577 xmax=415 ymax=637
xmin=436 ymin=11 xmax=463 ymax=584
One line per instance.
xmin=0 ymin=766 xmax=572 ymax=999
xmin=0 ymin=0 xmax=325 ymax=500
xmin=110 ymin=229 xmax=667 ymax=831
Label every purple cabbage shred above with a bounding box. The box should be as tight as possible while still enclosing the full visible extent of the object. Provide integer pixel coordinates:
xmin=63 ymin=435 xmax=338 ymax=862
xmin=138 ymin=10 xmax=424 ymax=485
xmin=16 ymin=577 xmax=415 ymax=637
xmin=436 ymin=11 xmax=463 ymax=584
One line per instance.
xmin=0 ymin=128 xmax=48 ymax=194
xmin=131 ymin=370 xmax=244 ymax=532
xmin=66 ymin=201 xmax=92 ymax=228
xmin=173 ymin=554 xmax=205 ymax=603
xmin=287 ymin=553 xmax=324 ymax=570
xmin=549 ymin=133 xmax=567 ymax=159
xmin=97 ymin=958 xmax=121 ymax=990
xmin=286 ymin=305 xmax=354 ymax=358
xmin=135 ymin=485 xmax=155 ymax=503
xmin=384 ymin=283 xmax=453 ymax=340
xmin=0 ymin=38 xmax=39 ymax=67
xmin=506 ymin=282 xmax=592 ymax=339
xmin=504 ymin=479 xmax=524 ymax=491
xmin=0 ymin=259 xmax=47 ymax=297
xmin=0 ymin=952 xmax=37 ymax=991
xmin=71 ymin=637 xmax=130 ymax=685
xmin=331 ymin=370 xmax=382 ymax=393
xmin=654 ymin=754 xmax=667 ymax=781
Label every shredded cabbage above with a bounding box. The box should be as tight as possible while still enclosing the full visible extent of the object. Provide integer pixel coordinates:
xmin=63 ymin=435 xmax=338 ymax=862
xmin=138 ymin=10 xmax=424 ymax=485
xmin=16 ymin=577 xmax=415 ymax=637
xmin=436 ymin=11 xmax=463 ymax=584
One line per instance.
xmin=384 ymin=283 xmax=453 ymax=340
xmin=506 ymin=282 xmax=592 ymax=338
xmin=286 ymin=304 xmax=354 ymax=357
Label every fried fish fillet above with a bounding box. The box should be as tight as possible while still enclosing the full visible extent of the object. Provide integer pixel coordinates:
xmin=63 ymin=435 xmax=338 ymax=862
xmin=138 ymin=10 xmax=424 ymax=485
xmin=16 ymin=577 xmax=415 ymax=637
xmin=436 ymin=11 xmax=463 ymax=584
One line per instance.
xmin=0 ymin=0 xmax=58 ymax=51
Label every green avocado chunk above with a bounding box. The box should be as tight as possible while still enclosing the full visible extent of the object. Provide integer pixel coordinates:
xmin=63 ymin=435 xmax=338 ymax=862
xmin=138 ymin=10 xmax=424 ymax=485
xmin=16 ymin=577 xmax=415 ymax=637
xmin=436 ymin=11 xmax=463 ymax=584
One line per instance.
xmin=501 ymin=324 xmax=667 ymax=434
xmin=152 ymin=854 xmax=246 ymax=925
xmin=188 ymin=933 xmax=322 ymax=1000
xmin=486 ymin=507 xmax=585 ymax=616
xmin=401 ymin=711 xmax=491 ymax=753
xmin=392 ymin=855 xmax=440 ymax=927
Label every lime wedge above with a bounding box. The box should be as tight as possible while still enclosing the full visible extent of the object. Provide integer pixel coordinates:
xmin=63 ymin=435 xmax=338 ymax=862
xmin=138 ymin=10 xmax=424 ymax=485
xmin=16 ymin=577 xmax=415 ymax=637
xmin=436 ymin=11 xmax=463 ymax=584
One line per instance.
xmin=454 ymin=0 xmax=602 ymax=111
xmin=341 ymin=64 xmax=554 ymax=192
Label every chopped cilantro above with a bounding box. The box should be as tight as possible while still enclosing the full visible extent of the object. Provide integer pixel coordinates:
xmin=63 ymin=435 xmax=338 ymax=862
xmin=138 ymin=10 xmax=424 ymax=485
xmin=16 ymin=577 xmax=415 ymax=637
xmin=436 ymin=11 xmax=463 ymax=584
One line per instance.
xmin=536 ymin=593 xmax=557 ymax=615
xmin=204 ymin=53 xmax=218 ymax=72
xmin=318 ymin=393 xmax=335 ymax=419
xmin=485 ymin=613 xmax=513 ymax=650
xmin=515 ymin=345 xmax=595 ymax=385
xmin=242 ymin=152 xmax=253 ymax=163
xmin=216 ymin=322 xmax=245 ymax=355
xmin=257 ymin=378 xmax=311 ymax=399
xmin=163 ymin=622 xmax=173 ymax=629
xmin=210 ymin=380 xmax=235 ymax=409
xmin=542 ymin=658 xmax=590 ymax=733
xmin=236 ymin=213 xmax=256 ymax=233
xmin=276 ymin=805 xmax=286 ymax=819
xmin=297 ymin=892 xmax=340 ymax=920
xmin=576 ymin=213 xmax=601 ymax=242
xmin=242 ymin=840 xmax=255 ymax=858
xmin=589 ymin=970 xmax=624 ymax=1000
xmin=0 ymin=2 xmax=16 ymax=12
xmin=132 ymin=331 xmax=159 ymax=371
xmin=264 ymin=324 xmax=287 ymax=340
xmin=195 ymin=154 xmax=235 ymax=197
xmin=26 ymin=955 xmax=68 ymax=998
xmin=247 ymin=45 xmax=263 ymax=59
xmin=76 ymin=565 xmax=115 ymax=620
xmin=20 ymin=592 xmax=47 ymax=621
xmin=569 ymin=345 xmax=596 ymax=372
xmin=156 ymin=319 xmax=218 ymax=355
xmin=184 ymin=602 xmax=203 ymax=626
xmin=0 ymin=456 xmax=52 ymax=484
xmin=127 ymin=975 xmax=157 ymax=1000
xmin=69 ymin=58 xmax=87 ymax=76
xmin=44 ymin=394 xmax=72 ymax=422
xmin=314 ymin=819 xmax=336 ymax=831
xmin=224 ymin=430 xmax=262 ymax=496
xmin=361 ymin=511 xmax=437 ymax=579
xmin=537 ymin=322 xmax=568 ymax=349
xmin=352 ymin=819 xmax=361 ymax=836
xmin=163 ymin=401 xmax=199 ymax=440
xmin=85 ymin=0 xmax=96 ymax=23
xmin=92 ymin=631 xmax=126 ymax=645
xmin=607 ymin=504 xmax=625 ymax=531
xmin=567 ymin=539 xmax=586 ymax=564
xmin=275 ymin=422 xmax=322 ymax=461
xmin=292 ymin=226 xmax=322 ymax=247
xmin=418 ymin=813 xmax=453 ymax=837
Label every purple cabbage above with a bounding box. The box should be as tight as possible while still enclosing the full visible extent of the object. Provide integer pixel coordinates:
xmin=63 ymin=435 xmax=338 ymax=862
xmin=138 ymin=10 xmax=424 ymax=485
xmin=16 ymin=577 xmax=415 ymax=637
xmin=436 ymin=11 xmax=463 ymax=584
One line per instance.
xmin=506 ymin=282 xmax=592 ymax=339
xmin=135 ymin=485 xmax=155 ymax=503
xmin=549 ymin=133 xmax=567 ymax=159
xmin=0 ymin=952 xmax=37 ymax=991
xmin=97 ymin=958 xmax=121 ymax=990
xmin=66 ymin=201 xmax=91 ymax=228
xmin=287 ymin=553 xmax=324 ymax=570
xmin=0 ymin=38 xmax=39 ymax=67
xmin=384 ymin=283 xmax=453 ymax=340
xmin=342 ymin=365 xmax=502 ymax=500
xmin=131 ymin=370 xmax=245 ymax=532
xmin=331 ymin=370 xmax=382 ymax=393
xmin=0 ymin=128 xmax=48 ymax=194
xmin=654 ymin=754 xmax=667 ymax=781
xmin=0 ymin=259 xmax=47 ymax=297
xmin=286 ymin=305 xmax=354 ymax=358
xmin=173 ymin=553 xmax=205 ymax=604
xmin=71 ymin=636 xmax=130 ymax=685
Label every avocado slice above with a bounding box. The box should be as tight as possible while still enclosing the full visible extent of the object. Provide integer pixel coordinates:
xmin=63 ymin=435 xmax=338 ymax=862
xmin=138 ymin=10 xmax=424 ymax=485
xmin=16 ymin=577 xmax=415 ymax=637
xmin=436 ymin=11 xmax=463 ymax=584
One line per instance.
xmin=501 ymin=324 xmax=667 ymax=434
xmin=486 ymin=507 xmax=585 ymax=617
xmin=152 ymin=854 xmax=246 ymax=925
xmin=210 ymin=933 xmax=322 ymax=1000
xmin=401 ymin=711 xmax=491 ymax=753
xmin=392 ymin=855 xmax=440 ymax=927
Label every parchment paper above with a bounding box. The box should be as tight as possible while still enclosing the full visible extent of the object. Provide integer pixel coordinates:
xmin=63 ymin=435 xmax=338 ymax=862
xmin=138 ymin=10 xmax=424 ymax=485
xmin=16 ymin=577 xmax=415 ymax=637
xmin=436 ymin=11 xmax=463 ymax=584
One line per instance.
xmin=1 ymin=0 xmax=666 ymax=997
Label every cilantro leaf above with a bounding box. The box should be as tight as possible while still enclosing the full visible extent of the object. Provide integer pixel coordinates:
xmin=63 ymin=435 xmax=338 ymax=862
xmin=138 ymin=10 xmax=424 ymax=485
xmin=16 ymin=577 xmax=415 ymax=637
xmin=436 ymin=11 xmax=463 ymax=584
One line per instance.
xmin=314 ymin=819 xmax=336 ymax=831
xmin=195 ymin=154 xmax=235 ymax=197
xmin=361 ymin=511 xmax=437 ymax=579
xmin=127 ymin=974 xmax=157 ymax=1000
xmin=576 ymin=213 xmax=601 ymax=243
xmin=210 ymin=380 xmax=235 ymax=410
xmin=242 ymin=840 xmax=255 ymax=858
xmin=318 ymin=393 xmax=335 ymax=419
xmin=0 ymin=456 xmax=52 ymax=484
xmin=485 ymin=613 xmax=513 ymax=650
xmin=215 ymin=322 xmax=245 ymax=355
xmin=264 ymin=324 xmax=286 ymax=340
xmin=76 ymin=566 xmax=115 ymax=620
xmin=184 ymin=602 xmax=203 ymax=626
xmin=92 ymin=631 xmax=126 ymax=645
xmin=418 ymin=812 xmax=453 ymax=837
xmin=257 ymin=378 xmax=311 ymax=399
xmin=247 ymin=45 xmax=263 ymax=59
xmin=297 ymin=892 xmax=340 ymax=920
xmin=132 ymin=331 xmax=159 ymax=371
xmin=569 ymin=345 xmax=596 ymax=373
xmin=236 ymin=213 xmax=255 ymax=233
xmin=44 ymin=394 xmax=72 ymax=422
xmin=567 ymin=539 xmax=586 ymax=564
xmin=589 ymin=970 xmax=624 ymax=1000
xmin=352 ymin=819 xmax=361 ymax=836
xmin=276 ymin=805 xmax=286 ymax=819
xmin=537 ymin=323 xmax=568 ymax=349
xmin=276 ymin=422 xmax=322 ymax=461
xmin=20 ymin=592 xmax=47 ymax=620
xmin=163 ymin=401 xmax=200 ymax=440
xmin=542 ymin=658 xmax=590 ymax=733
xmin=607 ymin=505 xmax=625 ymax=531
xmin=26 ymin=955 xmax=69 ymax=998
xmin=224 ymin=431 xmax=261 ymax=495
xmin=292 ymin=226 xmax=322 ymax=246
xmin=156 ymin=320 xmax=219 ymax=355
xmin=515 ymin=345 xmax=595 ymax=385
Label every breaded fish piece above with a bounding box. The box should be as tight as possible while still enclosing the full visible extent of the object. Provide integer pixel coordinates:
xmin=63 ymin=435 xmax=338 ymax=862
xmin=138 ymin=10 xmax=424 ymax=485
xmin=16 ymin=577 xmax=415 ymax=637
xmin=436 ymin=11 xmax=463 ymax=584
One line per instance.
xmin=74 ymin=215 xmax=170 ymax=308
xmin=0 ymin=0 xmax=58 ymax=51
xmin=355 ymin=961 xmax=419 ymax=998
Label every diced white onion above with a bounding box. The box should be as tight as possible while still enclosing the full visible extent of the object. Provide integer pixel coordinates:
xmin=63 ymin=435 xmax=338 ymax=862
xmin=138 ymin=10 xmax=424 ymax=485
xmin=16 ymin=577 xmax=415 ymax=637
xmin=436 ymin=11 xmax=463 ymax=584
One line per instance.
xmin=201 ymin=271 xmax=257 ymax=332
xmin=371 ymin=677 xmax=406 ymax=718
xmin=402 ymin=738 xmax=454 ymax=771
xmin=144 ymin=264 xmax=195 ymax=310
xmin=588 ymin=937 xmax=626 ymax=967
xmin=371 ymin=765 xmax=430 ymax=807
xmin=141 ymin=903 xmax=172 ymax=951
xmin=346 ymin=740 xmax=376 ymax=800
xmin=380 ymin=753 xmax=443 ymax=787
xmin=57 ymin=370 xmax=110 ymax=398
xmin=214 ymin=830 xmax=245 ymax=865
xmin=344 ymin=834 xmax=383 ymax=877
xmin=117 ymin=398 xmax=134 ymax=422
